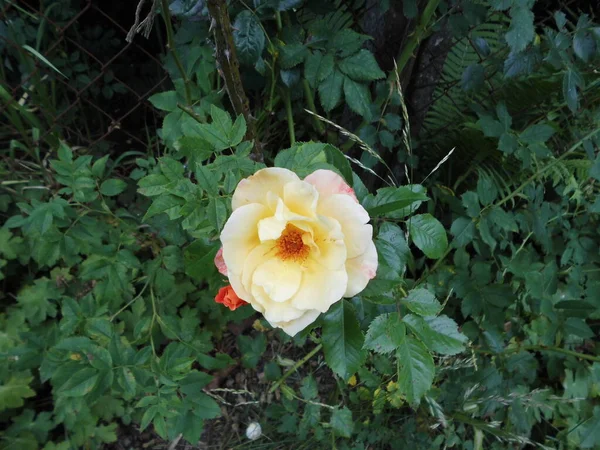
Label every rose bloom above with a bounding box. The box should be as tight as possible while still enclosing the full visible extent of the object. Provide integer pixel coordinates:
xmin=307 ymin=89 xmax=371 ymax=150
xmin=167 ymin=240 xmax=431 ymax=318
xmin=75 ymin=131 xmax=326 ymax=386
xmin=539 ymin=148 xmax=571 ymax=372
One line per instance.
xmin=215 ymin=285 xmax=247 ymax=311
xmin=218 ymin=168 xmax=377 ymax=335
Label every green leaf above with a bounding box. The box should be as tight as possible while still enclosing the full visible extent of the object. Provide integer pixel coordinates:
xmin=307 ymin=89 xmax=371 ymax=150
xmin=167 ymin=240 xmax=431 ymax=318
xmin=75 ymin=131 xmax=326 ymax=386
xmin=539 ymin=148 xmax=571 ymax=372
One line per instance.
xmin=519 ymin=124 xmax=555 ymax=144
xmin=58 ymin=367 xmax=99 ymax=397
xmin=403 ymin=314 xmax=468 ymax=355
xmin=195 ymin=164 xmax=219 ymax=196
xmin=408 ymin=214 xmax=448 ymax=259
xmin=230 ymin=115 xmax=247 ymax=148
xmin=184 ymin=239 xmax=220 ymax=280
xmin=573 ymin=29 xmax=596 ymax=63
xmin=396 ymin=336 xmax=434 ymax=406
xmin=364 ymin=313 xmax=406 ymax=354
xmin=0 ymin=376 xmax=35 ymax=411
xmin=318 ymin=68 xmax=344 ymax=112
xmin=279 ymin=43 xmax=308 ymax=69
xmin=274 ymin=142 xmax=328 ymax=176
xmin=237 ymin=334 xmax=266 ymax=369
xmin=148 ymin=91 xmax=178 ymax=111
xmin=450 ymin=217 xmax=475 ymax=247
xmin=138 ymin=174 xmax=171 ymax=197
xmin=100 ymin=179 xmax=127 ymax=196
xmin=233 ymin=11 xmax=265 ymax=66
xmin=324 ymin=144 xmax=353 ymax=185
xmin=338 ymin=50 xmax=385 ymax=81
xmin=330 ymin=406 xmax=354 ymax=438
xmin=23 ymin=45 xmax=67 ymax=78
xmin=363 ymin=186 xmax=428 ymax=217
xmin=461 ymin=64 xmax=485 ymax=92
xmin=401 ymin=288 xmax=442 ymax=316
xmin=375 ymin=222 xmax=410 ymax=276
xmin=343 ymin=77 xmax=371 ymax=119
xmin=305 ymin=51 xmax=334 ymax=88
xmin=563 ymin=68 xmax=583 ymax=113
xmin=330 ymin=29 xmax=370 ymax=58
xmin=207 ymin=197 xmax=228 ymax=233
xmin=505 ymin=7 xmax=534 ymax=53
xmin=322 ymin=301 xmax=366 ymax=381
xmin=300 ymin=375 xmax=318 ymax=400
xmin=92 ymin=155 xmax=109 ymax=178
xmin=143 ymin=195 xmax=183 ymax=221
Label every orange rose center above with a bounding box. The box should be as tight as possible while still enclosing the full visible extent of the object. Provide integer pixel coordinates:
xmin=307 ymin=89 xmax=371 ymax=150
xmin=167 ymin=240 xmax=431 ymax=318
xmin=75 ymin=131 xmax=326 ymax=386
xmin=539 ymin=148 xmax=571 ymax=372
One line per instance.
xmin=276 ymin=224 xmax=310 ymax=261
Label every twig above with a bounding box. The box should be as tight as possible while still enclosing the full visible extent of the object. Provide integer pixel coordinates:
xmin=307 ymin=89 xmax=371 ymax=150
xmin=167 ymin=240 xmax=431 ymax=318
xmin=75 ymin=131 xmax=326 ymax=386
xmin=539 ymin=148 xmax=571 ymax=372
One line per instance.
xmin=268 ymin=343 xmax=323 ymax=394
xmin=206 ymin=0 xmax=262 ymax=161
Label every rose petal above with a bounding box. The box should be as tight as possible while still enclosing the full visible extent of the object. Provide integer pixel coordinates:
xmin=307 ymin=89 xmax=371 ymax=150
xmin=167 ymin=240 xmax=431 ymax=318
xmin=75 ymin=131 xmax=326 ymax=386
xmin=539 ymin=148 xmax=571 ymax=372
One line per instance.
xmin=268 ymin=309 xmax=321 ymax=337
xmin=232 ymin=167 xmax=299 ymax=211
xmin=304 ymin=169 xmax=358 ymax=202
xmin=214 ymin=247 xmax=228 ymax=276
xmin=344 ymin=240 xmax=378 ymax=297
xmin=318 ymin=194 xmax=372 ymax=258
xmin=252 ymin=258 xmax=302 ymax=303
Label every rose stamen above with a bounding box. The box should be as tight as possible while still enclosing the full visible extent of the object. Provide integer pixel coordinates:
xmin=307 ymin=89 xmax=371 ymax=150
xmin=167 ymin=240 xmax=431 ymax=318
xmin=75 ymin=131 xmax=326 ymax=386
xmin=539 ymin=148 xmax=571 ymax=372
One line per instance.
xmin=276 ymin=224 xmax=310 ymax=261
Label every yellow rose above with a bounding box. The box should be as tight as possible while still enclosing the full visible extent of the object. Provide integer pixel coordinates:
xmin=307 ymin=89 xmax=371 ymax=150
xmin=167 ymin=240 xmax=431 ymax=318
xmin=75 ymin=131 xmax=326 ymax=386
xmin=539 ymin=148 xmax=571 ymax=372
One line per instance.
xmin=219 ymin=168 xmax=377 ymax=336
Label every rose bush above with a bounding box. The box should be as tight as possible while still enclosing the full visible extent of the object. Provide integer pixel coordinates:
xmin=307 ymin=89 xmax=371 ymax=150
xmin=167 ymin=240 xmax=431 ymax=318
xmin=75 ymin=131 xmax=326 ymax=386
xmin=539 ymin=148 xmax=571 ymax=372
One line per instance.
xmin=215 ymin=168 xmax=377 ymax=335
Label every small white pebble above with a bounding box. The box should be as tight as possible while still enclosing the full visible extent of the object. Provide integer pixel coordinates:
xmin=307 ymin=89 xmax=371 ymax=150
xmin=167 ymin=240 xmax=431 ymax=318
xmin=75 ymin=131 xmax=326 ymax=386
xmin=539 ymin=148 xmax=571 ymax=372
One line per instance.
xmin=245 ymin=422 xmax=262 ymax=440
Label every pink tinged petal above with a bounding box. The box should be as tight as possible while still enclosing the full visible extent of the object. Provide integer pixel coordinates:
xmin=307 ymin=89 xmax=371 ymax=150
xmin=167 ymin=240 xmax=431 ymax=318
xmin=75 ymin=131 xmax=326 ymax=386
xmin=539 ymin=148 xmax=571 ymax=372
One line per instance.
xmin=268 ymin=309 xmax=322 ymax=337
xmin=289 ymin=262 xmax=348 ymax=313
xmin=319 ymin=195 xmax=372 ymax=259
xmin=232 ymin=167 xmax=300 ymax=211
xmin=214 ymin=247 xmax=228 ymax=276
xmin=252 ymin=259 xmax=302 ymax=303
xmin=344 ymin=240 xmax=378 ymax=297
xmin=304 ymin=169 xmax=358 ymax=202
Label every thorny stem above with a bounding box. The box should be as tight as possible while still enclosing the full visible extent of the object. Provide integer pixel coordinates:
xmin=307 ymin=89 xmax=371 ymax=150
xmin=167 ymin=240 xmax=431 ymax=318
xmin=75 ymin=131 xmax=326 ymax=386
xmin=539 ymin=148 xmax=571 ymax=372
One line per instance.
xmin=160 ymin=0 xmax=192 ymax=105
xmin=269 ymin=343 xmax=323 ymax=394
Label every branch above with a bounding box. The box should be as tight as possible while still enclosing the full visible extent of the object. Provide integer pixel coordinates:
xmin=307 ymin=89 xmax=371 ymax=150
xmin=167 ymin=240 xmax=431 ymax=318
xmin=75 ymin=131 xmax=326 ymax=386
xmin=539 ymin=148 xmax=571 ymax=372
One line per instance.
xmin=206 ymin=0 xmax=262 ymax=161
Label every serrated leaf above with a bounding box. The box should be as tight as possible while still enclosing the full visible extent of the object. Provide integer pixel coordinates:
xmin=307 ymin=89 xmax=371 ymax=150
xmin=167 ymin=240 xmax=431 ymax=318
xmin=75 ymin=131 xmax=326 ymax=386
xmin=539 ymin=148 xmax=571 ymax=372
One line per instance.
xmin=233 ymin=11 xmax=265 ymax=66
xmin=363 ymin=186 xmax=428 ymax=217
xmin=408 ymin=214 xmax=448 ymax=259
xmin=506 ymin=7 xmax=534 ymax=53
xmin=279 ymin=43 xmax=308 ymax=69
xmin=403 ymin=314 xmax=468 ymax=355
xmin=338 ymin=50 xmax=384 ymax=81
xmin=330 ymin=406 xmax=354 ymax=438
xmin=100 ymin=179 xmax=127 ymax=196
xmin=195 ymin=164 xmax=219 ymax=196
xmin=563 ymin=68 xmax=583 ymax=113
xmin=322 ymin=301 xmax=366 ymax=381
xmin=58 ymin=368 xmax=99 ymax=397
xmin=330 ymin=29 xmax=370 ymax=58
xmin=396 ymin=336 xmax=434 ymax=406
xmin=318 ymin=68 xmax=344 ymax=112
xmin=519 ymin=124 xmax=555 ymax=144
xmin=305 ymin=51 xmax=334 ymax=88
xmin=207 ymin=197 xmax=228 ymax=233
xmin=148 ymin=91 xmax=178 ymax=111
xmin=402 ymin=288 xmax=442 ymax=316
xmin=364 ymin=313 xmax=406 ymax=354
xmin=343 ymin=77 xmax=371 ymax=119
xmin=143 ymin=195 xmax=183 ymax=221
xmin=0 ymin=376 xmax=35 ymax=411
